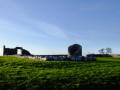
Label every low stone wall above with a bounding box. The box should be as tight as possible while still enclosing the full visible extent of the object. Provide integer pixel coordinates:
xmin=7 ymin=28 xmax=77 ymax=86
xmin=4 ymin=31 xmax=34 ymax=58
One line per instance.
xmin=5 ymin=55 xmax=96 ymax=61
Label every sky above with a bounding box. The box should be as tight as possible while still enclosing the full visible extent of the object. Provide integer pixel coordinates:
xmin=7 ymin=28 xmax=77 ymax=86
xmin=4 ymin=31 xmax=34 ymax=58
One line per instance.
xmin=0 ymin=0 xmax=120 ymax=55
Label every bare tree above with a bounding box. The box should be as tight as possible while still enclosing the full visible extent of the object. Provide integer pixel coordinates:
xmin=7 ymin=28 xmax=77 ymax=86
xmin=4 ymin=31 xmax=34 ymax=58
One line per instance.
xmin=99 ymin=48 xmax=112 ymax=54
xmin=98 ymin=50 xmax=101 ymax=54
xmin=106 ymin=48 xmax=112 ymax=54
xmin=98 ymin=48 xmax=105 ymax=54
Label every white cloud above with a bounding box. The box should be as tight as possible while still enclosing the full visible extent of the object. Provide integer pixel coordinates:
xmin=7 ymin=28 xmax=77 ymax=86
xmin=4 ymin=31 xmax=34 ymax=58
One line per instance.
xmin=0 ymin=0 xmax=68 ymax=40
xmin=0 ymin=19 xmax=47 ymax=38
xmin=31 ymin=20 xmax=68 ymax=40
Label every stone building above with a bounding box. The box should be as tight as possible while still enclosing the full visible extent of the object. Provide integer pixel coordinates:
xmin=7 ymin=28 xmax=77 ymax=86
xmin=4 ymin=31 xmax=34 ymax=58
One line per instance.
xmin=3 ymin=45 xmax=31 ymax=56
xmin=68 ymin=44 xmax=82 ymax=57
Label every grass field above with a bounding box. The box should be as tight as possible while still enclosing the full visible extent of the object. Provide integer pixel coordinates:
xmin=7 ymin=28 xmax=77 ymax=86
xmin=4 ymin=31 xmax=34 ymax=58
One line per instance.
xmin=0 ymin=56 xmax=120 ymax=90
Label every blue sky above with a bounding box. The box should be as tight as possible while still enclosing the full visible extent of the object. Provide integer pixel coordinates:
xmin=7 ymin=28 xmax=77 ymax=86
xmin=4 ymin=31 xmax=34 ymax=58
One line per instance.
xmin=0 ymin=0 xmax=120 ymax=55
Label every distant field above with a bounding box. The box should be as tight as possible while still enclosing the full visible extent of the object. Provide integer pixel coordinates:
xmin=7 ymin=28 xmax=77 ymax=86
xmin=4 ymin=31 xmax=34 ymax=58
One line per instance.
xmin=0 ymin=56 xmax=120 ymax=90
xmin=111 ymin=54 xmax=120 ymax=58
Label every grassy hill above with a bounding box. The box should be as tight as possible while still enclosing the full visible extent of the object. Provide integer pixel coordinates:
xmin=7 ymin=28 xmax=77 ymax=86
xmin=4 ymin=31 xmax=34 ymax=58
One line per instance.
xmin=0 ymin=56 xmax=120 ymax=90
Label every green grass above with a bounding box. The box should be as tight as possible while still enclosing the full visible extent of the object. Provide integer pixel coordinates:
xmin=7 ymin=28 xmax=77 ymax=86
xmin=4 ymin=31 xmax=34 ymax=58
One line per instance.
xmin=0 ymin=56 xmax=120 ymax=90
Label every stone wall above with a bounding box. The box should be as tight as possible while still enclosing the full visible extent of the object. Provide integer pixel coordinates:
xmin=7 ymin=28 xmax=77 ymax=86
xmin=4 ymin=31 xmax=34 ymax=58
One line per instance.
xmin=3 ymin=45 xmax=32 ymax=56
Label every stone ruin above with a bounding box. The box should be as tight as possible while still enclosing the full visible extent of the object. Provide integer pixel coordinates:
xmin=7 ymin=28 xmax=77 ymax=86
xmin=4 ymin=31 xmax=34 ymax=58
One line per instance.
xmin=68 ymin=44 xmax=82 ymax=57
xmin=2 ymin=44 xmax=96 ymax=61
xmin=3 ymin=45 xmax=32 ymax=56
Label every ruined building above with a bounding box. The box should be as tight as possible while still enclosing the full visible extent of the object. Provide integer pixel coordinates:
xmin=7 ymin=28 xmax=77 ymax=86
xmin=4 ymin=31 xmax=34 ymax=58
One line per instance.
xmin=3 ymin=45 xmax=32 ymax=56
xmin=68 ymin=44 xmax=82 ymax=57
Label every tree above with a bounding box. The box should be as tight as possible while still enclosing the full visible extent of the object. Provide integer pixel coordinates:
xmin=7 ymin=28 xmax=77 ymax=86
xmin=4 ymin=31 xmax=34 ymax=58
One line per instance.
xmin=98 ymin=48 xmax=105 ymax=54
xmin=98 ymin=48 xmax=112 ymax=54
xmin=106 ymin=48 xmax=112 ymax=54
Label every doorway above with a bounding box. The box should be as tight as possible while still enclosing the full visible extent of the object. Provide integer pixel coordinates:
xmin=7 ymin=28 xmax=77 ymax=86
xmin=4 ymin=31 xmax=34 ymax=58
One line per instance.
xmin=17 ymin=49 xmax=22 ymax=55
